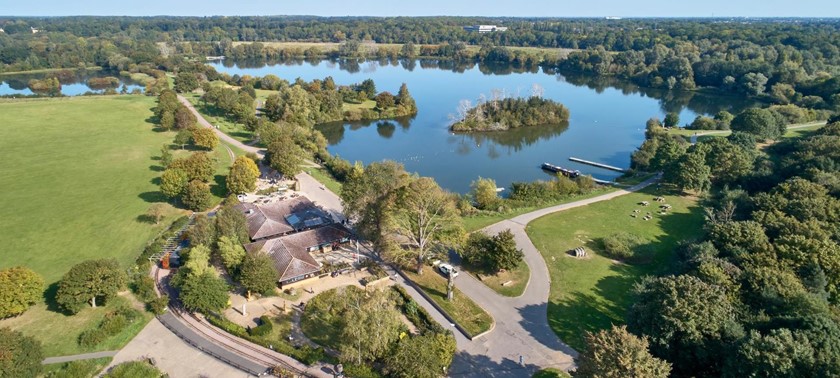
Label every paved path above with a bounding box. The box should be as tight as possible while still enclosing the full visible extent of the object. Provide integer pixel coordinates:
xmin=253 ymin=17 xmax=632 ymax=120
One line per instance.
xmin=153 ymin=267 xmax=334 ymax=378
xmin=102 ymin=319 xmax=253 ymax=378
xmin=448 ymin=175 xmax=660 ymax=377
xmin=42 ymin=351 xmax=119 ymax=365
xmin=687 ymin=121 xmax=825 ymax=143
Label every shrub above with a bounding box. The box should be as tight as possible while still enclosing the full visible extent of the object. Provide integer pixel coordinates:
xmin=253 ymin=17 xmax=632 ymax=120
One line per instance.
xmin=343 ymin=362 xmax=384 ymax=378
xmin=101 ymin=314 xmax=129 ymax=335
xmin=131 ymin=276 xmax=157 ymax=303
xmin=248 ymin=315 xmax=274 ymax=336
xmin=147 ymin=295 xmax=169 ymax=315
xmin=602 ymin=232 xmax=645 ymax=261
xmin=78 ymin=329 xmax=107 ymax=348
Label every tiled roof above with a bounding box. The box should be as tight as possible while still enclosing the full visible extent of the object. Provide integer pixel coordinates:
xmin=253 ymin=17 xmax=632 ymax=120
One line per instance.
xmin=243 ymin=225 xmax=352 ymax=283
xmin=235 ymin=197 xmax=330 ymax=240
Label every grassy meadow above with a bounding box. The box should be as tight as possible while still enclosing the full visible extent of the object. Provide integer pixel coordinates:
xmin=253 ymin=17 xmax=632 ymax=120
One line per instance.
xmin=0 ymin=95 xmax=229 ymax=355
xmin=526 ymin=187 xmax=704 ymax=350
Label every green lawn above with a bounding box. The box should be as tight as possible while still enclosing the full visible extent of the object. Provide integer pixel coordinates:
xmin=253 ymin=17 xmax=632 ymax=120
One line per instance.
xmin=462 ymin=188 xmax=615 ymax=233
xmin=305 ymin=167 xmax=343 ymax=194
xmin=41 ymin=357 xmax=113 ymax=377
xmin=0 ymin=95 xmax=228 ymax=356
xmin=342 ymin=100 xmax=376 ymax=111
xmin=403 ymin=269 xmax=494 ymax=338
xmin=183 ymin=92 xmax=256 ymax=143
xmin=526 ymin=187 xmax=703 ymax=350
xmin=463 ymin=262 xmax=530 ymax=297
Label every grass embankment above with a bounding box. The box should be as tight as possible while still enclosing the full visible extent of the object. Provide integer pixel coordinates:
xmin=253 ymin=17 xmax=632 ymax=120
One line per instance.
xmin=306 ymin=167 xmax=343 ymax=194
xmin=402 ymin=269 xmax=493 ymax=338
xmin=41 ymin=357 xmax=113 ymax=377
xmin=469 ymin=263 xmax=530 ymax=297
xmin=666 ymin=120 xmax=825 ymax=139
xmin=526 ymin=187 xmax=703 ymax=350
xmin=0 ymin=96 xmax=228 ymax=356
xmin=230 ymin=41 xmax=578 ymax=59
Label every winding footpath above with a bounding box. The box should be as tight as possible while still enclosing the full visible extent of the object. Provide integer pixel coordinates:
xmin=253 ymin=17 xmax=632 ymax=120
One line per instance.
xmin=447 ymin=176 xmax=659 ymax=377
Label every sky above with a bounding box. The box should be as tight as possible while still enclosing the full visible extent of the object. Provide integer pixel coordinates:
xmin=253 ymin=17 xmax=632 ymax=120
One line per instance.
xmin=2 ymin=0 xmax=839 ymax=18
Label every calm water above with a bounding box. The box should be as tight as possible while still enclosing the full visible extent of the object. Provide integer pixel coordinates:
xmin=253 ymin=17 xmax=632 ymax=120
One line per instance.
xmin=210 ymin=59 xmax=755 ymax=193
xmin=0 ymin=71 xmax=144 ymax=96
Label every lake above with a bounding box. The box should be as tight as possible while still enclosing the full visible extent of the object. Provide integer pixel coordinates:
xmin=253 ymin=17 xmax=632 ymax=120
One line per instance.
xmin=0 ymin=70 xmax=144 ymax=96
xmin=209 ymin=58 xmax=756 ymax=194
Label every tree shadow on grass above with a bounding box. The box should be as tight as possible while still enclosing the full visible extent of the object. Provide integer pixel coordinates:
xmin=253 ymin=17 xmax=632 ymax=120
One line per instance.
xmin=136 ymin=214 xmax=157 ymax=224
xmin=211 ymin=174 xmax=227 ymax=199
xmin=149 ymin=165 xmax=164 ymax=172
xmin=150 ymin=177 xmax=161 ymax=186
xmin=139 ymin=191 xmax=166 ymax=204
xmin=43 ymin=281 xmax=70 ymax=315
xmin=449 ymin=350 xmax=548 ymax=378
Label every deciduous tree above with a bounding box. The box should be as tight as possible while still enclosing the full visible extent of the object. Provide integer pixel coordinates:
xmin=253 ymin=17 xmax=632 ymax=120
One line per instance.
xmin=0 ymin=327 xmax=43 ymax=378
xmin=0 ymin=267 xmax=44 ymax=318
xmin=574 ymin=325 xmax=671 ymax=378
xmin=387 ymin=333 xmax=457 ymax=378
xmin=182 ymin=180 xmax=212 ymax=211
xmin=55 ymin=259 xmax=127 ymax=314
xmin=238 ymin=253 xmax=278 ymax=297
xmin=217 ymin=236 xmax=246 ymax=272
xmin=471 ymin=177 xmax=499 ymax=210
xmin=227 ymin=156 xmax=260 ymax=195
xmin=160 ymin=168 xmax=188 ymax=199
xmin=178 ymin=272 xmax=229 ymax=314
xmin=191 ymin=128 xmax=219 ymax=150
xmin=390 ymin=177 xmax=464 ymax=273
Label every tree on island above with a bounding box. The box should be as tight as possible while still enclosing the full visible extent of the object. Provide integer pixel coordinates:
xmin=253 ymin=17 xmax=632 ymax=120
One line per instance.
xmin=55 ymin=259 xmax=127 ymax=314
xmin=0 ymin=267 xmax=45 ymax=318
xmin=450 ymin=95 xmax=570 ymax=132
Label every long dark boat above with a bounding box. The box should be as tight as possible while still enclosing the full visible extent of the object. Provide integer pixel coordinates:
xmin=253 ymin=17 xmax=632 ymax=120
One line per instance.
xmin=541 ymin=162 xmax=581 ymax=178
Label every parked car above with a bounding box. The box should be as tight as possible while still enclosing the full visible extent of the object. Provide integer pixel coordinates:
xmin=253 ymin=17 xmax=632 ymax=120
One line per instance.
xmin=438 ymin=263 xmax=459 ymax=278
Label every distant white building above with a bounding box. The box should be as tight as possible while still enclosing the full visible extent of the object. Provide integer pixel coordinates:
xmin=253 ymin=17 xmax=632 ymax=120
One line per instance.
xmin=605 ymin=16 xmax=622 ymax=20
xmin=30 ymin=27 xmax=39 ymax=34
xmin=463 ymin=25 xmax=508 ymax=33
xmin=0 ymin=28 xmax=5 ymax=34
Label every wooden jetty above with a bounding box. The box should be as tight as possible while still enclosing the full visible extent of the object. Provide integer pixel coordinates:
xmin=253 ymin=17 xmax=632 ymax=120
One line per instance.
xmin=568 ymin=157 xmax=627 ymax=173
xmin=205 ymin=55 xmax=226 ymax=61
xmin=541 ymin=163 xmax=581 ymax=178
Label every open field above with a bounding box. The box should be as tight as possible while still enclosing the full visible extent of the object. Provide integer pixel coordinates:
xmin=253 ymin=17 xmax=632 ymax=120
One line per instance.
xmin=0 ymin=95 xmax=228 ymax=356
xmin=230 ymin=41 xmax=578 ymax=58
xmin=666 ymin=120 xmax=825 ymax=138
xmin=403 ymin=269 xmax=493 ymax=338
xmin=526 ymin=187 xmax=703 ymax=350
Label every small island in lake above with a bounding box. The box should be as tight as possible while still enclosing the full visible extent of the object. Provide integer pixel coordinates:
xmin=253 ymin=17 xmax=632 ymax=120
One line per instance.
xmin=450 ymin=94 xmax=570 ymax=132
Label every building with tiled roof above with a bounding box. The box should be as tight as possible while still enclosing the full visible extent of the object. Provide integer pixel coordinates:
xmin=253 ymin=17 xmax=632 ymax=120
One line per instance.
xmin=235 ymin=197 xmax=332 ymax=241
xmin=243 ymin=224 xmax=353 ymax=285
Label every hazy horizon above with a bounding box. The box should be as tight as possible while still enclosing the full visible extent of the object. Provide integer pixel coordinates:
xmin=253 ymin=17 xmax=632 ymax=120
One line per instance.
xmin=2 ymin=0 xmax=839 ymax=18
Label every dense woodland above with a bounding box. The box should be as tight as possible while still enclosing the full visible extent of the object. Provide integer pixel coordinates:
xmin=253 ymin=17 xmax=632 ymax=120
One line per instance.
xmin=1 ymin=17 xmax=840 ymax=107
xmin=606 ymin=113 xmax=840 ymax=377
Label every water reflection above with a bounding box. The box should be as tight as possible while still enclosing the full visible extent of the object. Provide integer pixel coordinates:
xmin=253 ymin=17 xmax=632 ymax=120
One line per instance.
xmin=316 ymin=114 xmax=416 ymax=145
xmin=449 ymin=122 xmax=570 ymax=159
xmin=0 ymin=69 xmax=144 ymax=96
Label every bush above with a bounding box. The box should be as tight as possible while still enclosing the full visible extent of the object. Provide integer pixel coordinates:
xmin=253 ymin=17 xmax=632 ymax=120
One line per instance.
xmin=101 ymin=314 xmax=129 ymax=335
xmin=131 ymin=276 xmax=157 ymax=303
xmin=342 ymin=362 xmax=384 ymax=378
xmin=248 ymin=315 xmax=274 ymax=336
xmin=78 ymin=329 xmax=107 ymax=348
xmin=147 ymin=295 xmax=169 ymax=315
xmin=391 ymin=286 xmax=447 ymax=335
xmin=602 ymin=232 xmax=645 ymax=261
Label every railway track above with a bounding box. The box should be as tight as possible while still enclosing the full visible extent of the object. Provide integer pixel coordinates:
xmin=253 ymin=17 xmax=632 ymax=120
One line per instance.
xmin=153 ymin=266 xmax=317 ymax=377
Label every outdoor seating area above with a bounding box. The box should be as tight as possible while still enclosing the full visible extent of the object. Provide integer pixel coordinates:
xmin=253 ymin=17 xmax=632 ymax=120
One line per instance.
xmin=631 ymin=197 xmax=672 ymax=220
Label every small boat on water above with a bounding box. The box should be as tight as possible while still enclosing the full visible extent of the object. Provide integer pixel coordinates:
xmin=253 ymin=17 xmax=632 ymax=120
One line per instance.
xmin=541 ymin=162 xmax=581 ymax=178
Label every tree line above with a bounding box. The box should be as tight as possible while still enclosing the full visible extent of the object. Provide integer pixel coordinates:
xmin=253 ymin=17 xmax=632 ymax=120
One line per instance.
xmin=573 ymin=119 xmax=840 ymax=377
